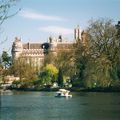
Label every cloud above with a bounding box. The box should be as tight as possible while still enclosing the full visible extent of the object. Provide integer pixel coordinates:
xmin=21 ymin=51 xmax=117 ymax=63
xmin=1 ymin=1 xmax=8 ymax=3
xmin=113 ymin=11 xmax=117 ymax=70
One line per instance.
xmin=19 ymin=10 xmax=66 ymax=21
xmin=39 ymin=26 xmax=73 ymax=35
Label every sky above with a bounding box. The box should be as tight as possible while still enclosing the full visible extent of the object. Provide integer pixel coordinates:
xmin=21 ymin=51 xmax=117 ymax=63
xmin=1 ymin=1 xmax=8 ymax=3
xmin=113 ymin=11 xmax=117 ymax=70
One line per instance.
xmin=0 ymin=0 xmax=120 ymax=54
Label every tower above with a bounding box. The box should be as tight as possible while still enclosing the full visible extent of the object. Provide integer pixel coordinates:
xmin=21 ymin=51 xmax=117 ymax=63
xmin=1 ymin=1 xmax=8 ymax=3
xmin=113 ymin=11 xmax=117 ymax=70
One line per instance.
xmin=74 ymin=25 xmax=81 ymax=41
xmin=11 ymin=37 xmax=23 ymax=60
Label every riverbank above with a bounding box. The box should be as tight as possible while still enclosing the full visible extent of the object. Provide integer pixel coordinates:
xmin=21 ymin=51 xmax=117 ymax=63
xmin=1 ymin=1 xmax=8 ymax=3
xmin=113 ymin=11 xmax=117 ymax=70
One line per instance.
xmin=7 ymin=86 xmax=120 ymax=92
xmin=70 ymin=87 xmax=120 ymax=92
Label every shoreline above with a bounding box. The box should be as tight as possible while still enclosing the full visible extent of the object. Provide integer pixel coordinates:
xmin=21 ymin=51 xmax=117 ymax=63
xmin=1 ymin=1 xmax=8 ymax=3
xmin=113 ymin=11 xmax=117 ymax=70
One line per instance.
xmin=5 ymin=87 xmax=120 ymax=93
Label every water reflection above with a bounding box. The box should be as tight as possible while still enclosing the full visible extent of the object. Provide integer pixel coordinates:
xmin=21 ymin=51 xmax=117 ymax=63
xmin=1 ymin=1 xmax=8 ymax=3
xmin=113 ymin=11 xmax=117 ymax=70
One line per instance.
xmin=1 ymin=91 xmax=120 ymax=120
xmin=0 ymin=90 xmax=13 ymax=96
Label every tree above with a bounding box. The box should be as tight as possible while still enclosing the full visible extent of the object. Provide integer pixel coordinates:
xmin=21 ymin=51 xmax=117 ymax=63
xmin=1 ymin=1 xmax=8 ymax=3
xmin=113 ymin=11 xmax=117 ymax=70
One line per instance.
xmin=1 ymin=51 xmax=12 ymax=69
xmin=44 ymin=52 xmax=55 ymax=65
xmin=54 ymin=49 xmax=75 ymax=79
xmin=43 ymin=45 xmax=75 ymax=85
xmin=0 ymin=51 xmax=12 ymax=83
xmin=10 ymin=58 xmax=38 ymax=82
xmin=73 ymin=37 xmax=89 ymax=87
xmin=84 ymin=18 xmax=120 ymax=88
xmin=87 ymin=19 xmax=118 ymax=58
xmin=57 ymin=68 xmax=63 ymax=87
xmin=0 ymin=0 xmax=20 ymax=44
xmin=115 ymin=21 xmax=120 ymax=37
xmin=0 ymin=0 xmax=19 ymax=26
xmin=84 ymin=54 xmax=112 ymax=88
xmin=0 ymin=61 xmax=3 ymax=82
xmin=39 ymin=64 xmax=58 ymax=85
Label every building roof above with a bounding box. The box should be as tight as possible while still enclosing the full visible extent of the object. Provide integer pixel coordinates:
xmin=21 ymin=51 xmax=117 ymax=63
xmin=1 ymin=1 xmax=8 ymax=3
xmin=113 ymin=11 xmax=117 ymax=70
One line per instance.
xmin=57 ymin=43 xmax=73 ymax=49
xmin=23 ymin=43 xmax=42 ymax=49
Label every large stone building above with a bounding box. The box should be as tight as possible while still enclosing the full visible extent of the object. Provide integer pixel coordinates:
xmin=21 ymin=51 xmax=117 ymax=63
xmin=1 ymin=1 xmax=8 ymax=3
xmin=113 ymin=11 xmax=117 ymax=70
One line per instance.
xmin=11 ymin=26 xmax=87 ymax=69
xmin=11 ymin=37 xmax=44 ymax=69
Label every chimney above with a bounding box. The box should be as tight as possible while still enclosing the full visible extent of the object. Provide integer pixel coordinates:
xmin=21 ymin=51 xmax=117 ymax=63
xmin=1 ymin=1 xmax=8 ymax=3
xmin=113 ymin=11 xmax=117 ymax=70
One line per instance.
xmin=28 ymin=42 xmax=30 ymax=49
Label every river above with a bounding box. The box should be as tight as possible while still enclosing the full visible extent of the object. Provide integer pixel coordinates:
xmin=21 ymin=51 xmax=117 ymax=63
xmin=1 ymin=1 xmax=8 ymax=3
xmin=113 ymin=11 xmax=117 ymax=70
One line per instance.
xmin=0 ymin=91 xmax=120 ymax=120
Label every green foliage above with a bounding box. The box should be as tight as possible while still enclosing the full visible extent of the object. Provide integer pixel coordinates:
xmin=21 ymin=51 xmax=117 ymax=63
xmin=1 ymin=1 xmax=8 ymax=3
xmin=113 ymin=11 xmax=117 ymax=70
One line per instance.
xmin=84 ymin=55 xmax=112 ymax=88
xmin=4 ymin=18 xmax=120 ymax=90
xmin=11 ymin=58 xmax=38 ymax=81
xmin=83 ymin=18 xmax=120 ymax=88
xmin=55 ymin=49 xmax=75 ymax=78
xmin=1 ymin=51 xmax=12 ymax=69
xmin=39 ymin=64 xmax=58 ymax=85
xmin=73 ymin=39 xmax=89 ymax=87
xmin=44 ymin=52 xmax=55 ymax=65
xmin=58 ymin=68 xmax=63 ymax=87
xmin=73 ymin=18 xmax=120 ymax=89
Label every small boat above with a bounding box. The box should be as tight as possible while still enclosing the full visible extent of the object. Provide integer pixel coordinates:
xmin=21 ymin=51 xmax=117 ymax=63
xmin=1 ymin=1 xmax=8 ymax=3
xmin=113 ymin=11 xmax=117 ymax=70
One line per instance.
xmin=55 ymin=89 xmax=72 ymax=98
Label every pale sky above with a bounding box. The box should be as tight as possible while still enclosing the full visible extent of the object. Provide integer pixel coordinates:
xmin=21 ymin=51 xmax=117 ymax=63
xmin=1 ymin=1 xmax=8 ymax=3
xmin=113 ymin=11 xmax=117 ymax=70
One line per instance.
xmin=0 ymin=0 xmax=120 ymax=54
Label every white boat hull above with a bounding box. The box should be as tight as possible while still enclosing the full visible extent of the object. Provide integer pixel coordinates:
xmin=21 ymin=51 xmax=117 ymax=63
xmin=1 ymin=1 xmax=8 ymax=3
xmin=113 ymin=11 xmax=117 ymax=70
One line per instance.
xmin=55 ymin=89 xmax=72 ymax=98
xmin=55 ymin=94 xmax=72 ymax=98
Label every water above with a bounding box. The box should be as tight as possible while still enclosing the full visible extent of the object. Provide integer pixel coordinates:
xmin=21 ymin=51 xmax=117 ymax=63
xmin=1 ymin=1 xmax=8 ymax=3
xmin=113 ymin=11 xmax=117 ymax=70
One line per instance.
xmin=0 ymin=91 xmax=120 ymax=120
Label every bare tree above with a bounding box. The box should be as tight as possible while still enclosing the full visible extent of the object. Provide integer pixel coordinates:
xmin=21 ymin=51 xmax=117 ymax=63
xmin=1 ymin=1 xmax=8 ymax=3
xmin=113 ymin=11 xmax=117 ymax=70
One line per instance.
xmin=0 ymin=0 xmax=20 ymax=26
xmin=84 ymin=18 xmax=120 ymax=88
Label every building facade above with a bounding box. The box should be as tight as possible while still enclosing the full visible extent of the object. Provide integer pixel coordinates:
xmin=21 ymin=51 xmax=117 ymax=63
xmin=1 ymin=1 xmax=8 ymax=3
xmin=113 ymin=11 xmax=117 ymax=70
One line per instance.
xmin=11 ymin=26 xmax=87 ymax=69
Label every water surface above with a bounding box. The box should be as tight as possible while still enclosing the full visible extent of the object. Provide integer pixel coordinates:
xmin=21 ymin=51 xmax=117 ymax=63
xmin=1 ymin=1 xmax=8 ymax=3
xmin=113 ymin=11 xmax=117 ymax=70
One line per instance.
xmin=0 ymin=91 xmax=120 ymax=120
